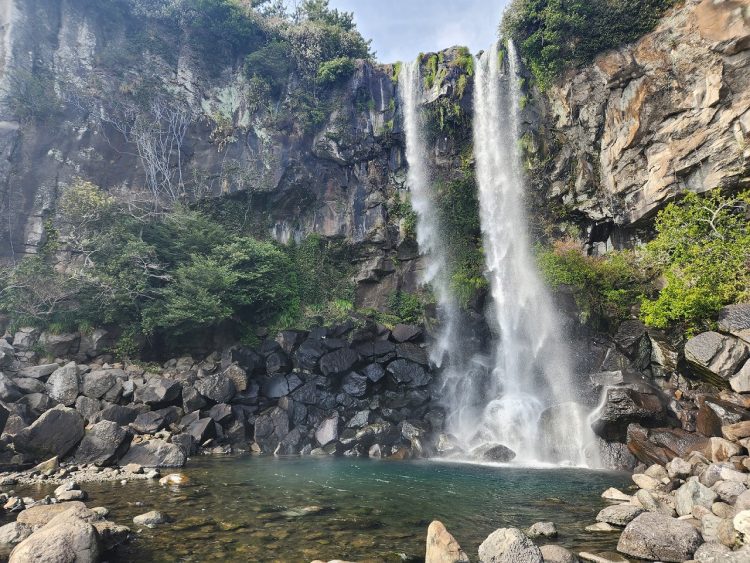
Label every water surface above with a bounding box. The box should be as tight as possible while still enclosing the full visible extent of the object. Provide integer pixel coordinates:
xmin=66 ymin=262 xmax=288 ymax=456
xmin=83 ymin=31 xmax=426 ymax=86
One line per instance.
xmin=13 ymin=456 xmax=631 ymax=562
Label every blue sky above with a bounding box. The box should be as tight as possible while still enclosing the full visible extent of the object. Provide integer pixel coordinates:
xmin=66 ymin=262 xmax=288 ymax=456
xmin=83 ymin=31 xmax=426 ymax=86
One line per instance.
xmin=328 ymin=0 xmax=509 ymax=63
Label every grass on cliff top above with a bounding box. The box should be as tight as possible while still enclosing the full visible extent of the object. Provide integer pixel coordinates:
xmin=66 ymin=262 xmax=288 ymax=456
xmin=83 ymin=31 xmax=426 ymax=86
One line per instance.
xmin=500 ymin=0 xmax=678 ymax=90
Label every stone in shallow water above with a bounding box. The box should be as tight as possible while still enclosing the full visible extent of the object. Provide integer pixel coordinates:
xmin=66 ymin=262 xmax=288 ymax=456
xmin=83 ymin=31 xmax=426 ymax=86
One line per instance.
xmin=470 ymin=443 xmax=516 ymax=462
xmin=595 ymin=504 xmax=644 ymax=526
xmin=525 ymin=521 xmax=557 ymax=538
xmin=133 ymin=511 xmax=171 ymax=528
xmin=425 ymin=520 xmax=469 ymax=563
xmin=478 ymin=527 xmax=542 ymax=563
xmin=538 ymin=545 xmax=576 ymax=563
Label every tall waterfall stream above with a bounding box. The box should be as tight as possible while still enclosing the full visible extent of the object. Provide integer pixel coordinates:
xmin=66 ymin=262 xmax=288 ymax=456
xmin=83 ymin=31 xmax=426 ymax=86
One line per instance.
xmin=400 ymin=44 xmax=599 ymax=467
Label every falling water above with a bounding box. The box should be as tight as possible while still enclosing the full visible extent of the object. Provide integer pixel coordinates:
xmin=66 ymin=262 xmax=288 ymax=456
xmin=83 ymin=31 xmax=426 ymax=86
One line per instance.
xmin=467 ymin=41 xmax=598 ymax=466
xmin=398 ymin=60 xmax=459 ymax=368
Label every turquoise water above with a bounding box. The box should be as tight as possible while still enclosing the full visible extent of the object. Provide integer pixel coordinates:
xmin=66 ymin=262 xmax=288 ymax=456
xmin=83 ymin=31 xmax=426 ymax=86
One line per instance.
xmin=14 ymin=456 xmax=631 ymax=562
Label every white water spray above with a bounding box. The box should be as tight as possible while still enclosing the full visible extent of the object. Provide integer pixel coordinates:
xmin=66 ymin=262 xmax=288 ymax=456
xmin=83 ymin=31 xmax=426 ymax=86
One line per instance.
xmin=398 ymin=60 xmax=459 ymax=368
xmin=467 ymin=41 xmax=598 ymax=466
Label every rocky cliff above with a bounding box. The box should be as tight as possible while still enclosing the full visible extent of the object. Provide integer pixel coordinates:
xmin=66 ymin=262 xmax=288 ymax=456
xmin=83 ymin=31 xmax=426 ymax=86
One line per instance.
xmin=527 ymin=0 xmax=750 ymax=251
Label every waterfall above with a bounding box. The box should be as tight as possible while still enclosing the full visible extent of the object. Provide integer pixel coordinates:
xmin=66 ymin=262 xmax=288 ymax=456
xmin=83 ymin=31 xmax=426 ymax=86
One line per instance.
xmin=468 ymin=41 xmax=598 ymax=466
xmin=398 ymin=60 xmax=459 ymax=368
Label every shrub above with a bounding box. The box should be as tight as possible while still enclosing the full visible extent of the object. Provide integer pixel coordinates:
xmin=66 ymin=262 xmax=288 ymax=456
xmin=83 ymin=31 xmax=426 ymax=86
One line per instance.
xmin=639 ymin=190 xmax=750 ymax=334
xmin=388 ymin=291 xmax=424 ymax=324
xmin=538 ymin=239 xmax=649 ymax=329
xmin=316 ymin=56 xmax=356 ymax=85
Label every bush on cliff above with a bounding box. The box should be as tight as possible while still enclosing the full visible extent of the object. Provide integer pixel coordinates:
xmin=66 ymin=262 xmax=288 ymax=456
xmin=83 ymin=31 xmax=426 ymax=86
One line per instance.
xmin=501 ymin=0 xmax=677 ymax=89
xmin=640 ymin=190 xmax=750 ymax=335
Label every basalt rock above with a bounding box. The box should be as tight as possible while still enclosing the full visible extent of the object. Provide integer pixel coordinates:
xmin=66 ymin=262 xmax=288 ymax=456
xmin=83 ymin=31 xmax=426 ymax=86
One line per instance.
xmin=14 ymin=406 xmax=85 ymax=460
xmin=74 ymin=420 xmax=132 ymax=466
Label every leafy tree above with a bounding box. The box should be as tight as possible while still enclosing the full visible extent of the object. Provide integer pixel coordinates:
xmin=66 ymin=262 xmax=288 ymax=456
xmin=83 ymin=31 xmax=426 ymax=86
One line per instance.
xmin=640 ymin=191 xmax=750 ymax=334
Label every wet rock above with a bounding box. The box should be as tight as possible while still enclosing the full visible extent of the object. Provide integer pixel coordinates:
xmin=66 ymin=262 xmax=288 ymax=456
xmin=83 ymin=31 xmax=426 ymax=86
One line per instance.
xmin=478 ymin=527 xmax=543 ymax=563
xmin=617 ymin=512 xmax=702 ymax=562
xmin=133 ymin=510 xmax=171 ymax=528
xmin=471 ymin=443 xmax=516 ymax=462
xmin=436 ymin=433 xmax=464 ymax=456
xmin=395 ymin=342 xmax=427 ymax=365
xmin=613 ymin=319 xmax=647 ymax=355
xmin=119 ymin=439 xmax=186 ymax=467
xmin=195 ymin=373 xmax=235 ymax=403
xmin=14 ymin=406 xmax=85 ymax=460
xmin=93 ymin=520 xmax=130 ymax=551
xmin=584 ymin=522 xmax=620 ymax=533
xmin=275 ymin=427 xmax=303 ymax=455
xmin=319 ymin=348 xmax=359 ymax=377
xmin=134 ymin=378 xmax=182 ymax=406
xmin=159 ymin=473 xmax=190 ymax=486
xmin=346 ymin=410 xmax=371 ymax=429
xmin=425 ymin=520 xmax=469 ymax=563
xmin=294 ymin=339 xmax=327 ymax=371
xmin=315 ymin=414 xmax=339 ymax=447
xmin=595 ymin=505 xmax=644 ymax=526
xmin=45 ymin=362 xmax=80 ymax=406
xmin=74 ymin=420 xmax=131 ymax=466
xmin=526 ymin=522 xmax=557 ymax=538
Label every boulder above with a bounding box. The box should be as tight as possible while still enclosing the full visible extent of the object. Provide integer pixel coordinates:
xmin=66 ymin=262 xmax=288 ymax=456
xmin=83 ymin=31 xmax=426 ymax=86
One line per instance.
xmin=119 ymin=439 xmax=186 ymax=467
xmin=617 ymin=512 xmax=702 ymax=562
xmin=181 ymin=384 xmax=208 ymax=412
xmin=595 ymin=505 xmax=644 ymax=526
xmin=38 ymin=332 xmax=80 ymax=358
xmin=96 ymin=404 xmax=140 ymax=426
xmin=9 ymin=516 xmax=99 ymax=563
xmin=265 ymin=350 xmax=292 ymax=374
xmin=729 ymin=360 xmax=750 ymax=393
xmin=386 ymin=359 xmax=431 ymax=387
xmin=591 ymin=387 xmax=665 ymax=441
xmin=222 ymin=364 xmax=248 ymax=393
xmin=208 ymin=403 xmax=233 ymax=425
xmin=294 ymin=339 xmax=327 ymax=371
xmin=133 ymin=510 xmax=171 ymax=528
xmin=0 ymin=373 xmax=22 ymax=402
xmin=13 ymin=406 xmax=84 ymax=460
xmin=392 ymin=324 xmax=423 ymax=343
xmin=45 ymin=362 xmax=80 ymax=406
xmin=718 ymin=303 xmax=750 ymax=343
xmin=525 ymin=522 xmax=557 ymax=539
xmin=194 ymin=373 xmax=235 ymax=403
xmin=675 ymin=479 xmax=719 ymax=516
xmin=16 ymin=502 xmax=88 ymax=528
xmin=187 ymin=417 xmax=216 ymax=443
xmin=254 ymin=406 xmax=290 ymax=452
xmin=18 ymin=364 xmax=59 ymax=379
xmin=0 ymin=522 xmax=32 ymax=546
xmin=77 ymin=328 xmax=112 ymax=359
xmin=75 ymin=421 xmax=131 ymax=466
xmin=74 ymin=396 xmax=101 ymax=422
xmin=538 ymin=545 xmax=577 ymax=563
xmin=425 ymin=520 xmax=469 ymax=563
xmin=319 ymin=348 xmax=359 ymax=377
xmin=707 ymin=436 xmax=742 ymax=462
xmin=130 ymin=411 xmax=167 ymax=434
xmin=697 ymin=398 xmax=750 ymax=437
xmin=471 ymin=443 xmax=516 ymax=462
xmin=478 ymin=527 xmax=543 ymax=563
xmin=341 ymin=372 xmax=368 ymax=397
xmin=261 ymin=373 xmax=303 ymax=399
xmin=685 ymin=331 xmax=749 ymax=384
xmin=315 ymin=414 xmax=339 ymax=447
xmin=11 ymin=376 xmax=45 ymax=394
xmin=722 ymin=420 xmax=750 ymax=441
xmin=12 ymin=329 xmax=39 ymax=352
xmin=80 ymin=370 xmax=117 ymax=400
xmin=613 ymin=319 xmax=647 ymax=354
xmin=134 ymin=378 xmax=182 ymax=406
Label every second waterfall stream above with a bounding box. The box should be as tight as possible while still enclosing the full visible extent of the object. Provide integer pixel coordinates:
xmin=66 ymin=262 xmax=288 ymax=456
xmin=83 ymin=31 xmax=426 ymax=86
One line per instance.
xmin=399 ymin=43 xmax=599 ymax=467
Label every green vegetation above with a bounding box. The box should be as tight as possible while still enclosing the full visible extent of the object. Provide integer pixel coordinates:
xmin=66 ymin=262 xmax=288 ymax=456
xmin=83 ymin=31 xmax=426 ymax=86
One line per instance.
xmin=387 ymin=291 xmax=424 ymax=324
xmin=501 ymin=0 xmax=677 ymax=89
xmin=538 ymin=190 xmax=750 ymax=335
xmin=0 ymin=180 xmax=356 ymax=356
xmin=640 ymin=191 xmax=750 ymax=335
xmin=538 ymin=240 xmax=649 ymax=330
xmin=316 ymin=56 xmax=356 ymax=85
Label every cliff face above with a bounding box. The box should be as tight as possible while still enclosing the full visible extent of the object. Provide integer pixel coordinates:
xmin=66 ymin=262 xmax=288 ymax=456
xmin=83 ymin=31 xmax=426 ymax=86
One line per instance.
xmin=530 ymin=0 xmax=750 ymax=250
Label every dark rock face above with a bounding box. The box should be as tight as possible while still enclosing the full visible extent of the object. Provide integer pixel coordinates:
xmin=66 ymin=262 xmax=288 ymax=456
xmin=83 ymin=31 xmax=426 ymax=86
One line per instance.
xmin=591 ymin=387 xmax=667 ymax=441
xmin=74 ymin=421 xmax=132 ymax=466
xmin=194 ymin=374 xmax=235 ymax=403
xmin=130 ymin=411 xmax=167 ymax=435
xmin=134 ymin=379 xmax=182 ymax=406
xmin=386 ymin=360 xmax=431 ymax=388
xmin=294 ymin=339 xmax=328 ymax=371
xmin=626 ymin=424 xmax=709 ymax=466
xmin=319 ymin=348 xmax=360 ymax=377
xmin=96 ymin=405 xmax=140 ymax=426
xmin=254 ymin=407 xmax=290 ymax=453
xmin=341 ymin=372 xmax=368 ymax=397
xmin=14 ymin=407 xmax=85 ymax=460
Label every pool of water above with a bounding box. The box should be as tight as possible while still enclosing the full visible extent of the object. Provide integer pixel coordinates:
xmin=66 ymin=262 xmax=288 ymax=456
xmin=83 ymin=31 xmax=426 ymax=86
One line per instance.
xmin=10 ymin=456 xmax=632 ymax=562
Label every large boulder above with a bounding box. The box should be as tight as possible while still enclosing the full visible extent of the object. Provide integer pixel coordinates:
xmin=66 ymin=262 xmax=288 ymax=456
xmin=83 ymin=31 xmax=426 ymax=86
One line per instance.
xmin=319 ymin=348 xmax=359 ymax=377
xmin=80 ymin=370 xmax=118 ymax=400
xmin=341 ymin=372 xmax=368 ymax=397
xmin=478 ymin=528 xmax=543 ymax=563
xmin=595 ymin=504 xmax=645 ymax=526
xmin=254 ymin=406 xmax=290 ymax=452
xmin=119 ymin=439 xmax=186 ymax=467
xmin=617 ymin=512 xmax=702 ymax=562
xmin=134 ymin=378 xmax=182 ymax=406
xmin=591 ymin=387 xmax=665 ymax=441
xmin=626 ymin=424 xmax=708 ymax=466
xmin=74 ymin=421 xmax=132 ymax=466
xmin=222 ymin=364 xmax=248 ymax=393
xmin=315 ymin=414 xmax=339 ymax=447
xmin=96 ymin=404 xmax=140 ymax=426
xmin=718 ymin=303 xmax=750 ymax=343
xmin=685 ymin=331 xmax=749 ymax=385
xmin=9 ymin=514 xmax=99 ymax=563
xmin=697 ymin=398 xmax=750 ymax=437
xmin=425 ymin=520 xmax=469 ymax=563
xmin=17 ymin=364 xmax=59 ymax=379
xmin=0 ymin=373 xmax=23 ymax=402
xmin=392 ymin=324 xmax=423 ymax=343
xmin=294 ymin=339 xmax=327 ymax=371
xmin=14 ymin=406 xmax=84 ymax=460
xmin=0 ymin=339 xmax=17 ymax=370
xmin=45 ymin=362 xmax=80 ymax=406
xmin=261 ymin=373 xmax=303 ymax=399
xmin=77 ymin=328 xmax=112 ymax=359
xmin=386 ymin=359 xmax=431 ymax=387
xmin=194 ymin=373 xmax=235 ymax=403
xmin=38 ymin=332 xmax=80 ymax=358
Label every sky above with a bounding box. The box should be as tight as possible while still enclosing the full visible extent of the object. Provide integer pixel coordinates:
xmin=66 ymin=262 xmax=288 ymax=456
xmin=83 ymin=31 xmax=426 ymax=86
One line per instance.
xmin=327 ymin=0 xmax=510 ymax=63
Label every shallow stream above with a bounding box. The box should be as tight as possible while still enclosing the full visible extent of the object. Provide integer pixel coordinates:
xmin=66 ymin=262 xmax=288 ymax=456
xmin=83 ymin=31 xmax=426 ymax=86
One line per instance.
xmin=9 ymin=456 xmax=631 ymax=562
